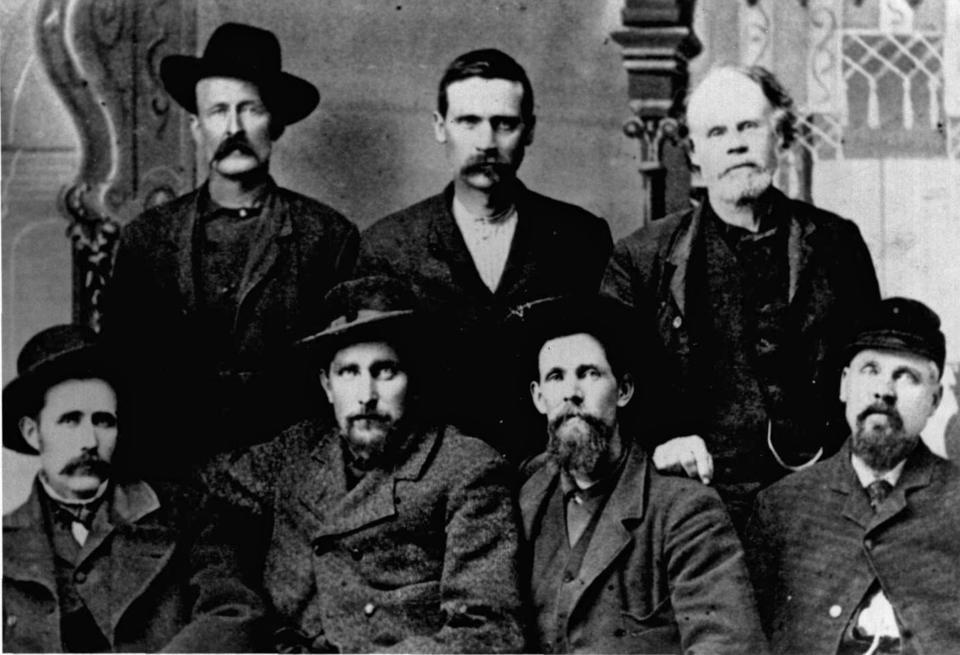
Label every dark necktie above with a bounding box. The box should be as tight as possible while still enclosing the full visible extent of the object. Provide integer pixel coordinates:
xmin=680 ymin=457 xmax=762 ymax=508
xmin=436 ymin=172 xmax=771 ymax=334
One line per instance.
xmin=867 ymin=479 xmax=893 ymax=512
xmin=52 ymin=502 xmax=97 ymax=529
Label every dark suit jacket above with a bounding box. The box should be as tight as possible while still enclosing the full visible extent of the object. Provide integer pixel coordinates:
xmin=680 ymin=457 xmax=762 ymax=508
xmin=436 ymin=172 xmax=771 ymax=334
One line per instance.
xmin=602 ymin=188 xmax=880 ymax=472
xmin=520 ymin=444 xmax=769 ymax=654
xmin=3 ymin=479 xmax=265 ymax=652
xmin=205 ymin=419 xmax=525 ymax=653
xmin=746 ymin=442 xmax=960 ymax=655
xmin=104 ymin=181 xmax=358 ymax=475
xmin=356 ymin=182 xmax=612 ymax=459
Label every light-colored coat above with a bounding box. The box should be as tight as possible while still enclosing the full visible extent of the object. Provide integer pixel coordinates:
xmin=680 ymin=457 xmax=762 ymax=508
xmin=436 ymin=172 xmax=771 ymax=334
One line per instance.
xmin=207 ymin=419 xmax=525 ymax=653
xmin=3 ymin=479 xmax=265 ymax=652
xmin=520 ymin=444 xmax=769 ymax=654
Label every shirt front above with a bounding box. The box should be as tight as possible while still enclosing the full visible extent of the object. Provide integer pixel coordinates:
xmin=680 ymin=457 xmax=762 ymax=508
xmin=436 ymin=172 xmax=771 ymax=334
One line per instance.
xmin=452 ymin=196 xmax=518 ymax=293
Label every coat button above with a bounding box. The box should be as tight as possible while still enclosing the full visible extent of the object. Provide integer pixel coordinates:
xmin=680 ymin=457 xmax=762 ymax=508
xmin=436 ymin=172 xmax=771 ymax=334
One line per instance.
xmin=313 ymin=542 xmax=324 ymax=556
xmin=864 ymin=538 xmax=874 ymax=549
xmin=672 ymin=315 xmax=683 ymax=329
xmin=829 ymin=605 xmax=842 ymax=618
xmin=562 ymin=571 xmax=574 ymax=583
xmin=363 ymin=603 xmax=376 ymax=617
xmin=5 ymin=615 xmax=16 ymax=627
xmin=351 ymin=548 xmax=363 ymax=561
xmin=614 ymin=628 xmax=626 ymax=638
xmin=74 ymin=570 xmax=87 ymax=583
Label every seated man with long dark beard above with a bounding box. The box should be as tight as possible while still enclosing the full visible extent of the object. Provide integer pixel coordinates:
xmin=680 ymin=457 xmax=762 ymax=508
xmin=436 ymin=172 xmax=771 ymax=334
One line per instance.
xmin=513 ymin=295 xmax=768 ymax=654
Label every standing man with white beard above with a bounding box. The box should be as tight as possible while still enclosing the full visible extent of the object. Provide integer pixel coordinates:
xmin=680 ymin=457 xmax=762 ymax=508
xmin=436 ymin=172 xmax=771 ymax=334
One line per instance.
xmin=602 ymin=65 xmax=881 ymax=530
xmin=746 ymin=297 xmax=960 ymax=654
xmin=516 ymin=295 xmax=768 ymax=654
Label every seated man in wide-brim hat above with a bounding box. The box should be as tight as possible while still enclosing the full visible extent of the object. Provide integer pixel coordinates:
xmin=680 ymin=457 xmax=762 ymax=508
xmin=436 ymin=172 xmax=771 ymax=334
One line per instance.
xmin=204 ymin=275 xmax=525 ymax=653
xmin=2 ymin=325 xmax=265 ymax=652
xmin=103 ymin=22 xmax=359 ymax=479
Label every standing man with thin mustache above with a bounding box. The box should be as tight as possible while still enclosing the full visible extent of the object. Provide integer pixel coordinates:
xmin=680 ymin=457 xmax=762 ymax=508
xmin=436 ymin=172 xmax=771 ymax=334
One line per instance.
xmin=356 ymin=49 xmax=612 ymax=462
xmin=103 ymin=24 xmax=359 ymax=479
xmin=602 ymin=65 xmax=881 ymax=532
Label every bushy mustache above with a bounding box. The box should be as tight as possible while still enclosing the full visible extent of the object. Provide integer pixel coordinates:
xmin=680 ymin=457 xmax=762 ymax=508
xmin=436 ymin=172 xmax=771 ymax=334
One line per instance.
xmin=347 ymin=412 xmax=393 ymax=427
xmin=549 ymin=408 xmax=606 ymax=434
xmin=61 ymin=451 xmax=110 ymax=477
xmin=462 ymin=155 xmax=509 ymax=175
xmin=213 ymin=133 xmax=256 ymax=161
xmin=857 ymin=402 xmax=904 ymax=429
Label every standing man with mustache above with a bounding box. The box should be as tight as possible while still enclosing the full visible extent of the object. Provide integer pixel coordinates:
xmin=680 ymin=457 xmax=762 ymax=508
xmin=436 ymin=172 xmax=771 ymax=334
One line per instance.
xmin=602 ymin=65 xmax=881 ymax=531
xmin=204 ymin=276 xmax=524 ymax=653
xmin=3 ymin=325 xmax=266 ymax=652
xmin=104 ymin=23 xmax=359 ymax=478
xmin=355 ymin=49 xmax=612 ymax=462
xmin=746 ymin=297 xmax=960 ymax=654
xmin=515 ymin=295 xmax=768 ymax=654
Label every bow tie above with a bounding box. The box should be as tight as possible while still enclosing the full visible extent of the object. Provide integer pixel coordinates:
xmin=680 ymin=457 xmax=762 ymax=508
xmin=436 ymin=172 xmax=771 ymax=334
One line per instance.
xmin=866 ymin=479 xmax=893 ymax=512
xmin=52 ymin=500 xmax=99 ymax=529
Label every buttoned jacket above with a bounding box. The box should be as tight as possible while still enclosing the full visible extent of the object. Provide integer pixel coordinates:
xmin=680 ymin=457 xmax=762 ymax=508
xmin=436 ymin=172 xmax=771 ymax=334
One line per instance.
xmin=3 ymin=479 xmax=265 ymax=652
xmin=104 ymin=182 xmax=359 ymax=469
xmin=206 ymin=419 xmax=525 ymax=653
xmin=519 ymin=444 xmax=768 ymax=654
xmin=601 ymin=189 xmax=880 ymax=462
xmin=746 ymin=442 xmax=960 ymax=655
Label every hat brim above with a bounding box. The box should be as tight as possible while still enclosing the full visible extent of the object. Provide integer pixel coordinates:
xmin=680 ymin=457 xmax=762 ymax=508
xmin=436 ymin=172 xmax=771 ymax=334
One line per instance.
xmin=160 ymin=55 xmax=320 ymax=126
xmin=3 ymin=345 xmax=113 ymax=455
xmin=295 ymin=310 xmax=422 ymax=368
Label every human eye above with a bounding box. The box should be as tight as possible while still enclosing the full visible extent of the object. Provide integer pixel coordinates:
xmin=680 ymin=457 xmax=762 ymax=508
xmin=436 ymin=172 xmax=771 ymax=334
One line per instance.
xmin=373 ymin=362 xmax=401 ymax=380
xmin=706 ymin=126 xmax=725 ymax=138
xmin=544 ymin=369 xmax=563 ymax=383
xmin=336 ymin=364 xmax=359 ymax=377
xmin=456 ymin=115 xmax=480 ymax=127
xmin=739 ymin=120 xmax=760 ymax=131
xmin=493 ymin=117 xmax=521 ymax=133
xmin=58 ymin=411 xmax=82 ymax=426
xmin=860 ymin=362 xmax=878 ymax=375
xmin=896 ymin=368 xmax=921 ymax=385
xmin=92 ymin=412 xmax=117 ymax=429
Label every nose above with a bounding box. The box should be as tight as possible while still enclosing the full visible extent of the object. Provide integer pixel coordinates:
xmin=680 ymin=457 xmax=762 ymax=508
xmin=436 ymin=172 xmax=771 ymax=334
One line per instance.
xmin=358 ymin=373 xmax=379 ymax=410
xmin=873 ymin=376 xmax=897 ymax=404
xmin=563 ymin=379 xmax=584 ymax=406
xmin=475 ymin=120 xmax=496 ymax=151
xmin=225 ymin=107 xmax=242 ymax=136
xmin=78 ymin=420 xmax=98 ymax=449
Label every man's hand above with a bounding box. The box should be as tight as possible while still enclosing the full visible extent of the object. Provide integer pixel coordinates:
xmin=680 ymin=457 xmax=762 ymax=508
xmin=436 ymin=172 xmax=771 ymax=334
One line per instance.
xmin=652 ymin=435 xmax=713 ymax=484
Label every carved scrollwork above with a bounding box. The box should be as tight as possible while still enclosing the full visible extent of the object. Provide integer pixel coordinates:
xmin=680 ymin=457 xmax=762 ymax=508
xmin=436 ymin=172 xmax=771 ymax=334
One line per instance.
xmin=622 ymin=115 xmax=680 ymax=172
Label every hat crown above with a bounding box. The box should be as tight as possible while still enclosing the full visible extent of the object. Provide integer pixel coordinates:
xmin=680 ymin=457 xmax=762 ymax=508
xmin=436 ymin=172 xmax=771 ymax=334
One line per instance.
xmin=322 ymin=276 xmax=419 ymax=329
xmin=17 ymin=324 xmax=99 ymax=378
xmin=848 ymin=296 xmax=946 ymax=376
xmin=200 ymin=22 xmax=282 ymax=78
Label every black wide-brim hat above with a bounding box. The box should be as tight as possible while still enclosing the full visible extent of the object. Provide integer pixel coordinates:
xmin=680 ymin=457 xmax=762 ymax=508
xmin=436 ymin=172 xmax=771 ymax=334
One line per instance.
xmin=3 ymin=324 xmax=114 ymax=455
xmin=160 ymin=22 xmax=320 ymax=126
xmin=296 ymin=276 xmax=425 ymax=368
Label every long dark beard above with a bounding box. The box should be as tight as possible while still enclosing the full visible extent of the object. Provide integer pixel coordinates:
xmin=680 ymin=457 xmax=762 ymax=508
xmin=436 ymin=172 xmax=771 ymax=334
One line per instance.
xmin=851 ymin=403 xmax=919 ymax=471
xmin=547 ymin=410 xmax=616 ymax=479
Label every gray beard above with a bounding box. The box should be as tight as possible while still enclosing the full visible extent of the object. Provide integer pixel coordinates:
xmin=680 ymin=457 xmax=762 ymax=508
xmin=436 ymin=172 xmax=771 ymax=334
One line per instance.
xmin=714 ymin=169 xmax=773 ymax=207
xmin=547 ymin=411 xmax=616 ymax=480
xmin=851 ymin=406 xmax=919 ymax=472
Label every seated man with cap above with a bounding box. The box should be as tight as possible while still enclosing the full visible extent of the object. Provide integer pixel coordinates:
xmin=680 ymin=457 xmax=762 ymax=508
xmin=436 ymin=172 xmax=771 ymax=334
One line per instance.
xmin=204 ymin=276 xmax=524 ymax=653
xmin=513 ymin=294 xmax=768 ymax=654
xmin=746 ymin=297 xmax=960 ymax=654
xmin=3 ymin=325 xmax=265 ymax=652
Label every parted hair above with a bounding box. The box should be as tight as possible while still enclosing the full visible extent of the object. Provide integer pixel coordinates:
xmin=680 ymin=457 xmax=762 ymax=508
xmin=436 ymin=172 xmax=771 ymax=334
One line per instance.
xmin=437 ymin=48 xmax=535 ymax=123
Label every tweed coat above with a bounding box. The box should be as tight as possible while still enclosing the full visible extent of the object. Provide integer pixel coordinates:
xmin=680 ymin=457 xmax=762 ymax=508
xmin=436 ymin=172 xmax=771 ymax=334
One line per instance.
xmin=3 ymin=478 xmax=265 ymax=652
xmin=519 ymin=443 xmax=769 ymax=654
xmin=746 ymin=441 xmax=960 ymax=655
xmin=355 ymin=182 xmax=612 ymax=460
xmin=601 ymin=188 xmax=880 ymax=475
xmin=104 ymin=181 xmax=358 ymax=475
xmin=205 ymin=418 xmax=525 ymax=653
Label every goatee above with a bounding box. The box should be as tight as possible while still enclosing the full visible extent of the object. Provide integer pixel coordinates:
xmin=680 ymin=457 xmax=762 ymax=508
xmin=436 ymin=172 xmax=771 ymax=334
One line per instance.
xmin=547 ymin=410 xmax=616 ymax=479
xmin=851 ymin=403 xmax=919 ymax=471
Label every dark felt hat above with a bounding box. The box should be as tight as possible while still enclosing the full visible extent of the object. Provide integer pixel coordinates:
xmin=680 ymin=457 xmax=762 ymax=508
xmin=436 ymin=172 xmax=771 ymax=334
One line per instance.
xmin=505 ymin=294 xmax=642 ymax=376
xmin=3 ymin=324 xmax=113 ymax=454
xmin=296 ymin=276 xmax=423 ymax=367
xmin=846 ymin=297 xmax=946 ymax=378
xmin=160 ymin=22 xmax=320 ymax=126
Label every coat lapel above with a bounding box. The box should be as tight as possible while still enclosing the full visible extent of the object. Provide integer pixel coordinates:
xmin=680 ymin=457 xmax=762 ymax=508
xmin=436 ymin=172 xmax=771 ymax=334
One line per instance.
xmin=663 ymin=205 xmax=701 ymax=317
xmin=2 ymin=485 xmax=58 ymax=597
xmin=174 ymin=190 xmax=202 ymax=311
xmin=493 ymin=184 xmax=537 ymax=299
xmin=868 ymin=444 xmax=936 ymax=532
xmin=785 ymin=197 xmax=816 ymax=304
xmin=426 ymin=187 xmax=493 ymax=299
xmin=519 ymin=458 xmax=560 ymax=541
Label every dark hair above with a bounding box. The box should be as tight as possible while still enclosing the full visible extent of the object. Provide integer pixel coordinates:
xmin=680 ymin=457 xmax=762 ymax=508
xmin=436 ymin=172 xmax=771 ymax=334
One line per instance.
xmin=679 ymin=64 xmax=796 ymax=149
xmin=437 ymin=48 xmax=535 ymax=122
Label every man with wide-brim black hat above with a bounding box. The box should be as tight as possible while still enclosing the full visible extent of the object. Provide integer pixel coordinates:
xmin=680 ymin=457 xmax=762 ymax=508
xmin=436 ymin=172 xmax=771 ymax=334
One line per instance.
xmin=103 ymin=22 xmax=359 ymax=478
xmin=203 ymin=276 xmax=525 ymax=653
xmin=746 ymin=297 xmax=960 ymax=654
xmin=3 ymin=325 xmax=266 ymax=652
xmin=513 ymin=294 xmax=769 ymax=654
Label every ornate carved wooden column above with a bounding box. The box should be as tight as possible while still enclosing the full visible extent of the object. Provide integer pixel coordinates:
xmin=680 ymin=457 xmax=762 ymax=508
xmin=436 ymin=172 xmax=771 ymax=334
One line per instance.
xmin=35 ymin=0 xmax=196 ymax=331
xmin=612 ymin=0 xmax=700 ymax=224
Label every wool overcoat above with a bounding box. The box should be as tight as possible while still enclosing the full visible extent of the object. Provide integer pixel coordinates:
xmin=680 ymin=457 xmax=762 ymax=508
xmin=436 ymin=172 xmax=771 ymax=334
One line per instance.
xmin=746 ymin=441 xmax=960 ymax=655
xmin=601 ymin=188 xmax=880 ymax=477
xmin=355 ymin=182 xmax=613 ymax=460
xmin=519 ymin=444 xmax=769 ymax=654
xmin=104 ymin=181 xmax=359 ymax=474
xmin=3 ymin=478 xmax=265 ymax=652
xmin=205 ymin=419 xmax=525 ymax=653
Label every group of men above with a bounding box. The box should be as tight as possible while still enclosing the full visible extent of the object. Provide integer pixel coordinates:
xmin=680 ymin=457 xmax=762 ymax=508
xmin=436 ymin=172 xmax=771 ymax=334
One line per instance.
xmin=4 ymin=21 xmax=958 ymax=654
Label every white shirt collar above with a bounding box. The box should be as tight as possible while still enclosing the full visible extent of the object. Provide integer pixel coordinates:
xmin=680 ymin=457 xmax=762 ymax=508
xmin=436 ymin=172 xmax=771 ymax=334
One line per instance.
xmin=850 ymin=454 xmax=906 ymax=488
xmin=38 ymin=474 xmax=110 ymax=507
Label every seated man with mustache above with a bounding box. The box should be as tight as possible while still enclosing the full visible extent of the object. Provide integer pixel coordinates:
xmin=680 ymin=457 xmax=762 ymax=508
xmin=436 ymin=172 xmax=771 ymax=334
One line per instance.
xmin=746 ymin=297 xmax=960 ymax=654
xmin=3 ymin=325 xmax=265 ymax=652
xmin=203 ymin=276 xmax=524 ymax=653
xmin=602 ymin=65 xmax=880 ymax=532
xmin=514 ymin=295 xmax=768 ymax=654
xmin=356 ymin=49 xmax=612 ymax=463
